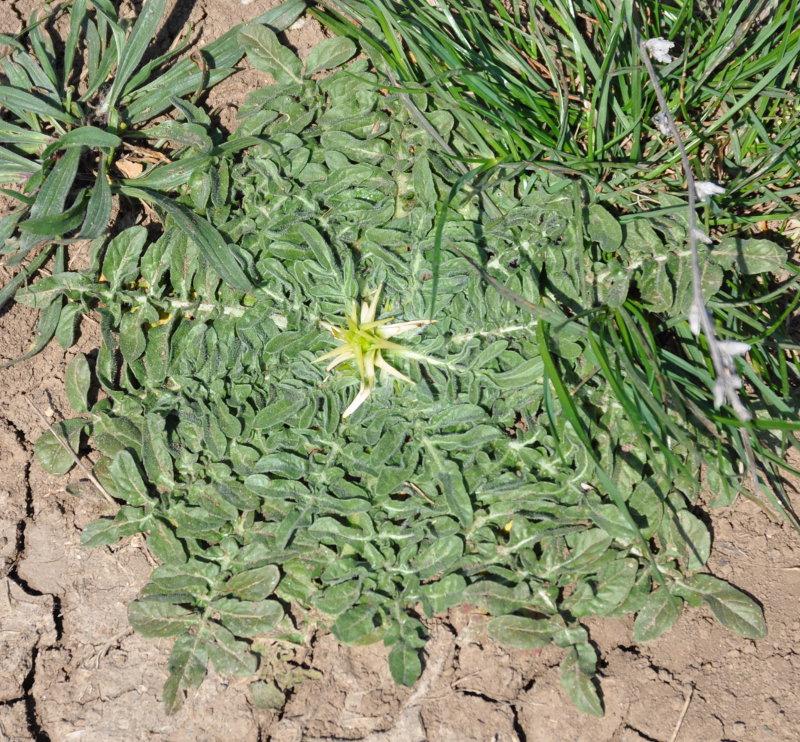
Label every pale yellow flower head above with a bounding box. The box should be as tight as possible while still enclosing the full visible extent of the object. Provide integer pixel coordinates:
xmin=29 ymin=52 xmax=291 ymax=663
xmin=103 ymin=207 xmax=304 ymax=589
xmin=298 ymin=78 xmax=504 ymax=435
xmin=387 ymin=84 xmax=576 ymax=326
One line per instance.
xmin=315 ymin=285 xmax=436 ymax=418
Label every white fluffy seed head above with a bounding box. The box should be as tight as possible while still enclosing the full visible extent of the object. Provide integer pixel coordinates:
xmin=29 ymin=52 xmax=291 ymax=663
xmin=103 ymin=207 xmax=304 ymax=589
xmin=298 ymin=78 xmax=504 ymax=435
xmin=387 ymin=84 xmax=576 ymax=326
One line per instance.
xmin=718 ymin=340 xmax=751 ymax=359
xmin=695 ymin=181 xmax=726 ymax=202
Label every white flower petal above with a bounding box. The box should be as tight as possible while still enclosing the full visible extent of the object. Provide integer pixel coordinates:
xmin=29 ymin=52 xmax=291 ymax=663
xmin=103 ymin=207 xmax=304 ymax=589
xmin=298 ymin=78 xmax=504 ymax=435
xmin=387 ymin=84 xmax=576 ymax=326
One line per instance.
xmin=695 ymin=181 xmax=725 ymax=202
xmin=652 ymin=112 xmax=672 ymax=136
xmin=688 ymin=301 xmax=704 ymax=335
xmin=717 ymin=340 xmax=750 ymax=359
xmin=644 ymin=37 xmax=675 ymax=64
xmin=691 ymin=227 xmax=713 ymax=244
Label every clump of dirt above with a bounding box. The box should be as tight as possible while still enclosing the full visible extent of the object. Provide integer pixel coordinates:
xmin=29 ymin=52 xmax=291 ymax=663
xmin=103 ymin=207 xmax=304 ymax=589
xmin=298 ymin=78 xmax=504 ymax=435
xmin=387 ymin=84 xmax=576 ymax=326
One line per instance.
xmin=1 ymin=1 xmax=798 ymax=740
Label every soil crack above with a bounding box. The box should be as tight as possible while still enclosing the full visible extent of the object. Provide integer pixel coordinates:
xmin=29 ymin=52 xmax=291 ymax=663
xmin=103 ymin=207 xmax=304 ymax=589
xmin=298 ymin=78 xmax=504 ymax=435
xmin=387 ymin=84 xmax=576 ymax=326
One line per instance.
xmin=22 ymin=646 xmax=53 ymax=742
xmin=623 ymin=724 xmax=661 ymax=742
xmin=510 ymin=703 xmax=526 ymax=742
xmin=2 ymin=416 xmax=61 ymax=740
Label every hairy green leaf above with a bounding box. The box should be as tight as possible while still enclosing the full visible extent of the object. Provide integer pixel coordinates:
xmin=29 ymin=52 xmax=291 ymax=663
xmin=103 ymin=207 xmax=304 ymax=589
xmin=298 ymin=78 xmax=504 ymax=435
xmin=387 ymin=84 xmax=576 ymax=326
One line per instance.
xmin=238 ymin=24 xmax=303 ymax=84
xmin=633 ymin=588 xmax=682 ymax=642
xmin=128 ymin=599 xmax=199 ymax=638
xmin=560 ymin=646 xmax=603 ymax=717
xmin=388 ymin=641 xmax=422 ymax=686
xmin=488 ymin=615 xmax=559 ymax=650
xmin=34 ymin=418 xmax=85 ymax=475
xmin=65 ymin=353 xmax=91 ymax=413
xmin=687 ymin=575 xmax=767 ymax=639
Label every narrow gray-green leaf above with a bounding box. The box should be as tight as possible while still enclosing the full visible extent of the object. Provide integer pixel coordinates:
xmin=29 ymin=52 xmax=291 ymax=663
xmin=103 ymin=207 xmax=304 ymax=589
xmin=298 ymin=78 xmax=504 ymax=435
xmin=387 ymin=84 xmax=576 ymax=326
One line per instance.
xmin=42 ymin=126 xmax=121 ymax=158
xmin=28 ymin=147 xmax=81 ymax=221
xmin=104 ymin=0 xmax=168 ymax=110
xmin=80 ymin=154 xmax=112 ymax=238
xmin=63 ymin=0 xmax=89 ymax=85
xmin=18 ymin=190 xmax=88 ymax=236
xmin=1 ymin=295 xmax=62 ymax=367
xmin=0 ymin=85 xmax=79 ymax=124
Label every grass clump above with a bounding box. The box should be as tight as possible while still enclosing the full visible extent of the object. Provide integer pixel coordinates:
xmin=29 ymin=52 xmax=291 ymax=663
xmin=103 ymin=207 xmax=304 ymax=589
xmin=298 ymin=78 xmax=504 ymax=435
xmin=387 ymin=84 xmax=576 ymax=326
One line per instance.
xmin=314 ymin=0 xmax=800 ymax=224
xmin=2 ymin=0 xmax=798 ymax=718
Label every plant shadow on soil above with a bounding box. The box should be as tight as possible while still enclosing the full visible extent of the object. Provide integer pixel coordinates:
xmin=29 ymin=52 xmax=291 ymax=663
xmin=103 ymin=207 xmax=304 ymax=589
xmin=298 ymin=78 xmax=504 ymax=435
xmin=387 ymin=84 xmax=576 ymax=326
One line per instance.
xmin=1 ymin=1 xmax=799 ymax=740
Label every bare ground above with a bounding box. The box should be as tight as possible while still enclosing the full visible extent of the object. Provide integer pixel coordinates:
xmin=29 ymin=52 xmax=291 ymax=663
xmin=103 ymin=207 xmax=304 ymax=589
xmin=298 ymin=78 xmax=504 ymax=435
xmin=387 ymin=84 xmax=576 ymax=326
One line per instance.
xmin=1 ymin=1 xmax=799 ymax=740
